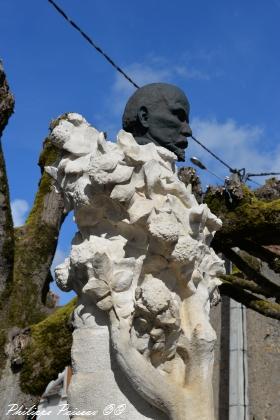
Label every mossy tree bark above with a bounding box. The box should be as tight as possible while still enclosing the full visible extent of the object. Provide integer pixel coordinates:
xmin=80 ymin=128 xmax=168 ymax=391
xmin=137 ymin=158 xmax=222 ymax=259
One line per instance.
xmin=0 ymin=62 xmax=15 ymax=295
xmin=179 ymin=168 xmax=280 ymax=320
xmin=0 ymin=64 xmax=72 ymax=418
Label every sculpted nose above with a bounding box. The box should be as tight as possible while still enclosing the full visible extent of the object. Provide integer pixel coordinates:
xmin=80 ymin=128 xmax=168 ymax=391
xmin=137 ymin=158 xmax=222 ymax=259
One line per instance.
xmin=182 ymin=122 xmax=192 ymax=137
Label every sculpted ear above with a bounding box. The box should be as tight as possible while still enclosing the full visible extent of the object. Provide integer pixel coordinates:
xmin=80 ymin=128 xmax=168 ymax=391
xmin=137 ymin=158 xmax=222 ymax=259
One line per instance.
xmin=137 ymin=106 xmax=149 ymax=128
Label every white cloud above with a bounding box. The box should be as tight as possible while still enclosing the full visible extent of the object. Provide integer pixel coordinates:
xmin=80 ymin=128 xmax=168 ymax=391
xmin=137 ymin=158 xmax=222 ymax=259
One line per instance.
xmin=174 ymin=65 xmax=210 ymax=80
xmin=186 ymin=117 xmax=280 ymax=186
xmin=110 ymin=62 xmax=171 ymax=118
xmin=11 ymin=199 xmax=29 ymax=226
xmin=110 ymin=59 xmax=210 ymax=117
xmin=113 ymin=60 xmax=210 ymax=93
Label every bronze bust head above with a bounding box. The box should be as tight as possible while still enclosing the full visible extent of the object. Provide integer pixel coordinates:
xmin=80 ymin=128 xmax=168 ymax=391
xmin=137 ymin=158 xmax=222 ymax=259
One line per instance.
xmin=122 ymin=83 xmax=192 ymax=161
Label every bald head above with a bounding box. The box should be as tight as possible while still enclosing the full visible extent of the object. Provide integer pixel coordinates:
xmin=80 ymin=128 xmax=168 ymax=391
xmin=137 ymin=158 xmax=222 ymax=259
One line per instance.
xmin=122 ymin=83 xmax=192 ymax=161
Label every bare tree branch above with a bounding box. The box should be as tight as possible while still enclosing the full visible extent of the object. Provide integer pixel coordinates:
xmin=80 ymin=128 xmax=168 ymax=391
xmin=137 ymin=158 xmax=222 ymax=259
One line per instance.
xmin=221 ymin=247 xmax=280 ymax=299
xmin=236 ymin=239 xmax=280 ymax=274
xmin=219 ymin=281 xmax=280 ymax=320
xmin=220 ymin=274 xmax=274 ymax=299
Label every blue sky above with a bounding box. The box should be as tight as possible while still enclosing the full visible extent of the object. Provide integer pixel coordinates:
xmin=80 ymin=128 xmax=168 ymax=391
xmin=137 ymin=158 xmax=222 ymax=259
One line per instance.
xmin=1 ymin=0 xmax=280 ymax=303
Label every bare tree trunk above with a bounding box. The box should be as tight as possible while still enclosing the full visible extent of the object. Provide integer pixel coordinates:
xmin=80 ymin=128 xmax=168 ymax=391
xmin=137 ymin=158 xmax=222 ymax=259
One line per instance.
xmin=0 ymin=61 xmax=14 ymax=294
xmin=0 ymin=63 xmax=70 ymax=418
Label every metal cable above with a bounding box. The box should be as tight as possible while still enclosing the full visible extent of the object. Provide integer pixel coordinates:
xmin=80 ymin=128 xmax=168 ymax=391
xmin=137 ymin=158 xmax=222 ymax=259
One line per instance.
xmin=47 ymin=0 xmax=280 ymax=185
xmin=191 ymin=135 xmax=236 ymax=173
xmin=47 ymin=0 xmax=140 ymax=89
xmin=247 ymin=171 xmax=280 ymax=177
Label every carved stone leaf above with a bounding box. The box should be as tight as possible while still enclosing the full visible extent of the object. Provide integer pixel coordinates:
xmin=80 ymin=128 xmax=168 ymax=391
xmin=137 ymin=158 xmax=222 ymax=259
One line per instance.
xmin=89 ymin=161 xmax=133 ymax=185
xmin=128 ymin=194 xmax=154 ymax=223
xmin=63 ymin=126 xmax=99 ymax=156
xmin=64 ymin=155 xmax=91 ymax=174
xmin=83 ymin=275 xmax=110 ymax=299
xmin=107 ymin=164 xmax=134 ymax=184
xmin=54 ymin=258 xmax=72 ymax=291
xmin=130 ymin=167 xmax=145 ymax=189
xmin=90 ymin=152 xmax=120 ymax=173
xmin=96 ymin=295 xmax=113 ymax=311
xmin=82 ymin=253 xmax=112 ymax=301
xmin=148 ymin=210 xmax=180 ymax=243
xmin=199 ymin=250 xmax=225 ymax=278
xmin=92 ymin=253 xmax=112 ymax=282
xmin=111 ymin=270 xmax=133 ymax=292
xmin=189 ymin=204 xmax=222 ymax=237
xmin=117 ymin=129 xmax=164 ymax=164
xmin=113 ymin=291 xmax=135 ymax=318
xmin=117 ymin=129 xmax=139 ymax=156
xmin=156 ymin=145 xmax=177 ymax=162
xmin=143 ymin=160 xmax=162 ymax=198
xmin=66 ymin=112 xmax=88 ymax=126
xmin=110 ymin=183 xmax=135 ymax=202
xmin=50 ymin=119 xmax=74 ymax=149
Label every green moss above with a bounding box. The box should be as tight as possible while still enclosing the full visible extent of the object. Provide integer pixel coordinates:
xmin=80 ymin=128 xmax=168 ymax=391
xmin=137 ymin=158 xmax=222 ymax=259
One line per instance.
xmin=205 ymin=184 xmax=255 ymax=218
xmin=251 ymin=298 xmax=280 ymax=319
xmin=0 ymin=141 xmax=14 ymax=280
xmin=49 ymin=113 xmax=69 ymax=131
xmin=220 ymin=282 xmax=280 ymax=319
xmin=231 ymin=264 xmax=241 ymax=275
xmin=26 ymin=140 xmax=60 ymax=227
xmin=0 ymin=69 xmax=15 ymax=136
xmin=25 ymin=175 xmax=52 ymax=225
xmin=204 ymin=194 xmax=228 ymax=217
xmin=20 ymin=298 xmax=76 ymax=396
xmin=0 ymin=142 xmax=14 ymax=380
xmin=8 ymin=223 xmax=60 ymax=327
xmin=228 ymin=199 xmax=280 ymax=230
xmin=206 ymin=182 xmax=280 ymax=247
xmin=238 ymin=251 xmax=261 ymax=272
xmin=273 ymin=258 xmax=280 ymax=273
xmin=7 ymin=138 xmax=64 ymax=327
xmin=0 ymin=328 xmax=7 ymax=377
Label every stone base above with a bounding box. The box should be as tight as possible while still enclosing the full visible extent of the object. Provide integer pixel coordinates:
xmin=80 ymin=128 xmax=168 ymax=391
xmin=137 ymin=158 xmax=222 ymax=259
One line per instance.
xmin=69 ymin=326 xmax=168 ymax=420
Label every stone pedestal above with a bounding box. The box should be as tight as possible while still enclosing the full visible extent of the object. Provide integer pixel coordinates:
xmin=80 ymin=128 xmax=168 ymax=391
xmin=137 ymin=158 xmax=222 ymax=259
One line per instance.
xmin=69 ymin=307 xmax=167 ymax=420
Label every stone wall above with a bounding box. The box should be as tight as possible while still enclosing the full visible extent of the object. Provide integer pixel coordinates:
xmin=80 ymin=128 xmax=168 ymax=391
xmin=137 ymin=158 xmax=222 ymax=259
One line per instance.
xmin=211 ymin=298 xmax=280 ymax=420
xmin=247 ymin=309 xmax=280 ymax=420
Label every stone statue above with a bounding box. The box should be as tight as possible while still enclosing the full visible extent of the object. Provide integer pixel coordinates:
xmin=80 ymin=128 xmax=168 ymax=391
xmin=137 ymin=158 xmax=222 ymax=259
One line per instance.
xmin=46 ymin=83 xmax=225 ymax=420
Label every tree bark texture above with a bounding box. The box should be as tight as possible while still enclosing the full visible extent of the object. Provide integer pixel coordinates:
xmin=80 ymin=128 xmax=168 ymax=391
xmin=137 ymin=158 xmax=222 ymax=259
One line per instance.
xmin=0 ymin=64 xmax=70 ymax=418
xmin=179 ymin=169 xmax=280 ymax=321
xmin=0 ymin=62 xmax=15 ymax=294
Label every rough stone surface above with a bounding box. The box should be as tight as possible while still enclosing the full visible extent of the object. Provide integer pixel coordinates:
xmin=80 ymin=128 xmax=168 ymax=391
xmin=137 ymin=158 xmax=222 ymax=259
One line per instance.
xmin=210 ymin=296 xmax=231 ymax=420
xmin=247 ymin=308 xmax=280 ymax=420
xmin=0 ymin=360 xmax=38 ymax=420
xmin=210 ymin=296 xmax=280 ymax=420
xmin=48 ymin=113 xmax=225 ymax=420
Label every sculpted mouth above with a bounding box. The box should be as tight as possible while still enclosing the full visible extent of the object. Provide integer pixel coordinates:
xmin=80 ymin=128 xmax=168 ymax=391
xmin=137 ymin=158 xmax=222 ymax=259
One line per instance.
xmin=175 ymin=139 xmax=188 ymax=149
